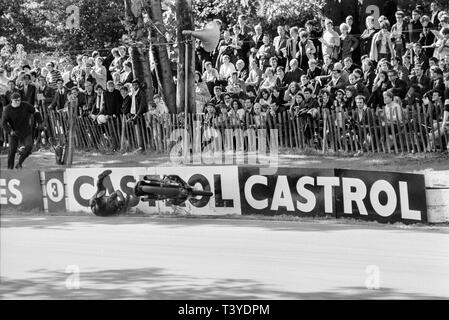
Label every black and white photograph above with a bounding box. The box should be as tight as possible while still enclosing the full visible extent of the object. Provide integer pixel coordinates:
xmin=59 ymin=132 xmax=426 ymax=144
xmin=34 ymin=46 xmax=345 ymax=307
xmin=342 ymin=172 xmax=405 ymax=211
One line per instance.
xmin=0 ymin=0 xmax=449 ymax=306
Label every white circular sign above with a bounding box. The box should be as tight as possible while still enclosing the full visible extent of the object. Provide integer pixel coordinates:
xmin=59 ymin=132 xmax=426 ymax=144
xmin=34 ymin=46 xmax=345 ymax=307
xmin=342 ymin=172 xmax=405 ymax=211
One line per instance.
xmin=46 ymin=178 xmax=64 ymax=203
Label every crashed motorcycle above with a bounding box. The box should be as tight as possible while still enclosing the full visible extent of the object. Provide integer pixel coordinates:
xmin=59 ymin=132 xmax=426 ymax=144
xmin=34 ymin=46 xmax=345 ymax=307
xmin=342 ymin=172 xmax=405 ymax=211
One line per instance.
xmin=134 ymin=175 xmax=213 ymax=206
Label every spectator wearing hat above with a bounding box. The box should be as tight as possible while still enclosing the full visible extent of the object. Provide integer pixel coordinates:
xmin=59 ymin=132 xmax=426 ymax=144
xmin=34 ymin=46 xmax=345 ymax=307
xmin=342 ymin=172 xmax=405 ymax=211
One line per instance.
xmin=1 ymin=92 xmax=43 ymax=169
xmin=22 ymin=65 xmax=32 ymax=75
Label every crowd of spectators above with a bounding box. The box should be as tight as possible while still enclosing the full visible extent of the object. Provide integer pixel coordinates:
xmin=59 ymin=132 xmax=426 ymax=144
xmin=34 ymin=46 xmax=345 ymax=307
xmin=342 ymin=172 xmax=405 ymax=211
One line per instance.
xmin=193 ymin=3 xmax=449 ymax=151
xmin=1 ymin=1 xmax=449 ymax=153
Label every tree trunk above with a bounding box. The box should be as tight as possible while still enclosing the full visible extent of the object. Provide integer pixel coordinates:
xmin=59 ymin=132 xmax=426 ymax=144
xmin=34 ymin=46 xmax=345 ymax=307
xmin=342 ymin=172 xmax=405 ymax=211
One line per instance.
xmin=176 ymin=0 xmax=196 ymax=114
xmin=124 ymin=0 xmax=154 ymax=106
xmin=147 ymin=0 xmax=177 ymax=114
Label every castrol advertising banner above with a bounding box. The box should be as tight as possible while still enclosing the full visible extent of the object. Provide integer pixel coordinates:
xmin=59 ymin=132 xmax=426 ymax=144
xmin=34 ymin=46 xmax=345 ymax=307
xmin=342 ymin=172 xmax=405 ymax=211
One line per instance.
xmin=334 ymin=169 xmax=427 ymax=223
xmin=0 ymin=169 xmax=43 ymax=211
xmin=10 ymin=166 xmax=427 ymax=223
xmin=237 ymin=167 xmax=427 ymax=223
xmin=237 ymin=167 xmax=337 ymax=217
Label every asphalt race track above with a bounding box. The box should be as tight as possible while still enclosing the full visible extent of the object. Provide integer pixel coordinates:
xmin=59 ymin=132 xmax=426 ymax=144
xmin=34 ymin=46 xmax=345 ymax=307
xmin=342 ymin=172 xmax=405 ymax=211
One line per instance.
xmin=1 ymin=215 xmax=448 ymax=299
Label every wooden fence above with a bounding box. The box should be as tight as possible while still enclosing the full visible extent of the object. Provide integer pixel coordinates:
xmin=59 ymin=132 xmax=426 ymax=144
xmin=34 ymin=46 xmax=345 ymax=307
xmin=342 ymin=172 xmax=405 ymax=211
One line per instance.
xmin=40 ymin=103 xmax=449 ymax=155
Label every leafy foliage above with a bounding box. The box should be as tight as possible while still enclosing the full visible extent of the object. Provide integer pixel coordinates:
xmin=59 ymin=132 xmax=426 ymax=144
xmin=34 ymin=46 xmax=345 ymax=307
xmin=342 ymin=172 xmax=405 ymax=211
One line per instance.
xmin=192 ymin=0 xmax=325 ymax=36
xmin=0 ymin=0 xmax=126 ymax=54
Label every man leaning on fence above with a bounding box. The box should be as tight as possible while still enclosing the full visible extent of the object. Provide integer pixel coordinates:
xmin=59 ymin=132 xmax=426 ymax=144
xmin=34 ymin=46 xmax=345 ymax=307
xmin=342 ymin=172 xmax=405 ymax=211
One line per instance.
xmin=125 ymin=79 xmax=148 ymax=152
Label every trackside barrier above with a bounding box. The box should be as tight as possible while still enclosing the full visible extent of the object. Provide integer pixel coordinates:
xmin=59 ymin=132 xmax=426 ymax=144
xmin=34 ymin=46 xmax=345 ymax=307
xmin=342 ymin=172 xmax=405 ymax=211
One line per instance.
xmin=2 ymin=166 xmax=447 ymax=223
xmin=39 ymin=103 xmax=449 ymax=156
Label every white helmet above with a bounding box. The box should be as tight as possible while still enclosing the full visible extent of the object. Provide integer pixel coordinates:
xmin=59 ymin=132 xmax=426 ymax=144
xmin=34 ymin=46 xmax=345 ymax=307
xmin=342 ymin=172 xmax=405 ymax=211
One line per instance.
xmin=96 ymin=114 xmax=108 ymax=124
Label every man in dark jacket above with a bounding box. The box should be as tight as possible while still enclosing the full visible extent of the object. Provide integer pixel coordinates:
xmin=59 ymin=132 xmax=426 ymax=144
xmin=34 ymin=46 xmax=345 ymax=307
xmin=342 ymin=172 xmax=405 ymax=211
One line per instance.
xmin=128 ymin=79 xmax=148 ymax=120
xmin=64 ymin=87 xmax=87 ymax=116
xmin=1 ymin=93 xmax=42 ymax=169
xmin=19 ymin=74 xmax=37 ymax=105
xmin=387 ymin=69 xmax=408 ymax=100
xmin=49 ymin=79 xmax=68 ymax=110
xmin=120 ymin=86 xmax=132 ymax=115
xmin=128 ymin=79 xmax=148 ymax=151
xmin=102 ymin=80 xmax=123 ymax=116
